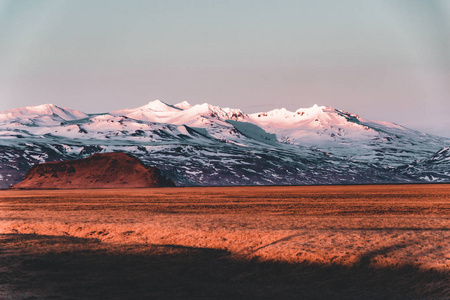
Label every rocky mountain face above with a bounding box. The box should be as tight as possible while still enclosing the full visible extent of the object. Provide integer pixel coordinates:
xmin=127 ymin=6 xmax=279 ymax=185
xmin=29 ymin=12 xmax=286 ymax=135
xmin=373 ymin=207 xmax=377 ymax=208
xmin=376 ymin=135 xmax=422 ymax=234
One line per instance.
xmin=0 ymin=100 xmax=449 ymax=188
xmin=396 ymin=147 xmax=450 ymax=182
xmin=11 ymin=152 xmax=175 ymax=189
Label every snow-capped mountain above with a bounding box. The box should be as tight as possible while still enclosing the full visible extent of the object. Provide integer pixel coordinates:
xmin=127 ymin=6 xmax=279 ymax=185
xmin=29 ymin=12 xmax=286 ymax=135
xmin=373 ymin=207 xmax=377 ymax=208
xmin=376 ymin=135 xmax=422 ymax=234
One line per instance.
xmin=0 ymin=104 xmax=88 ymax=126
xmin=0 ymin=100 xmax=448 ymax=188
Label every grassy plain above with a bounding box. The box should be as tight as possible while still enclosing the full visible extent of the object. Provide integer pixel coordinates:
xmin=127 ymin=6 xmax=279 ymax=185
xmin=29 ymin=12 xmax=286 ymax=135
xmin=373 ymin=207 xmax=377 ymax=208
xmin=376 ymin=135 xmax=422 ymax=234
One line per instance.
xmin=1 ymin=184 xmax=449 ymax=299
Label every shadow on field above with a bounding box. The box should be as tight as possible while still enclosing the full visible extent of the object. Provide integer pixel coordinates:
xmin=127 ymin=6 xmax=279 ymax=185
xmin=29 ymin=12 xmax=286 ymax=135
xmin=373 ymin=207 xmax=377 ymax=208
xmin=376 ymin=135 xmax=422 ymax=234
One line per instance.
xmin=1 ymin=234 xmax=448 ymax=300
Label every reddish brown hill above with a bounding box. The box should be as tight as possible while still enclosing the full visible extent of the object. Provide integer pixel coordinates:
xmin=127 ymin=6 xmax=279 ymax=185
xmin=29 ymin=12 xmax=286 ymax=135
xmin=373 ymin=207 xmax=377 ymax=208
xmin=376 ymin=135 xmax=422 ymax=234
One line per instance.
xmin=11 ymin=152 xmax=175 ymax=189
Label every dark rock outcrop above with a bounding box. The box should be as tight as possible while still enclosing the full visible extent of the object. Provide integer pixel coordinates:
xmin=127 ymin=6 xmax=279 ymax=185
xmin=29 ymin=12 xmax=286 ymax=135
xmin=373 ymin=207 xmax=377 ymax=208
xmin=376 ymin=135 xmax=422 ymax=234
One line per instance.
xmin=11 ymin=152 xmax=175 ymax=189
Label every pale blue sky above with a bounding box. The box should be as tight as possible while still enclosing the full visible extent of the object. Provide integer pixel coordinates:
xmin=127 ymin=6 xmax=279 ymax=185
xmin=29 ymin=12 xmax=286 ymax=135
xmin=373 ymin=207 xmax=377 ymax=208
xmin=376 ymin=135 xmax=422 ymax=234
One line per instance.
xmin=0 ymin=0 xmax=449 ymax=137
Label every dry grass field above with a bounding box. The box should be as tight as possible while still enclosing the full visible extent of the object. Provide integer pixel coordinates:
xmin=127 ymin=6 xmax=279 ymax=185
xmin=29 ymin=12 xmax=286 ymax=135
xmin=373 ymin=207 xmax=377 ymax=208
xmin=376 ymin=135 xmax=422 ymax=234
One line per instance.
xmin=1 ymin=184 xmax=449 ymax=299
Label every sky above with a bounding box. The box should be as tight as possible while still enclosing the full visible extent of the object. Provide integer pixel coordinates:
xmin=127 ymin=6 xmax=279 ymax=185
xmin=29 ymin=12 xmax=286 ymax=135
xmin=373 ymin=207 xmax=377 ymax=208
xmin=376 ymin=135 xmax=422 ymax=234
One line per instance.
xmin=0 ymin=0 xmax=449 ymax=137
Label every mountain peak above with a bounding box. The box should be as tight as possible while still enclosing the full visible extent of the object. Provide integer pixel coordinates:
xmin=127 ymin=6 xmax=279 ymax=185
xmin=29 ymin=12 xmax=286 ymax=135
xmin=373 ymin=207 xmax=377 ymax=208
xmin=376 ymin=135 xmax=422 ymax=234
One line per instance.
xmin=174 ymin=101 xmax=192 ymax=110
xmin=0 ymin=103 xmax=88 ymax=122
xmin=1 ymin=103 xmax=57 ymax=115
xmin=31 ymin=103 xmax=57 ymax=110
xmin=186 ymin=103 xmax=246 ymax=120
xmin=141 ymin=100 xmax=181 ymax=112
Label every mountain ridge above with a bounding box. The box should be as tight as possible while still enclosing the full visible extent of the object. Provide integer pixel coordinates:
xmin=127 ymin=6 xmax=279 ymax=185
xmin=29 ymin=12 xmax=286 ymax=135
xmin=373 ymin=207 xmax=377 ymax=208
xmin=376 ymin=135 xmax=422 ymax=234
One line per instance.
xmin=0 ymin=100 xmax=448 ymax=188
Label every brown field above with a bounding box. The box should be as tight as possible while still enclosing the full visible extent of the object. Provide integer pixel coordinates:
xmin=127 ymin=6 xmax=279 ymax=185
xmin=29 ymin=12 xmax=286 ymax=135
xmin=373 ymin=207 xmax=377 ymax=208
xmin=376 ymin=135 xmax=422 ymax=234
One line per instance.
xmin=1 ymin=184 xmax=449 ymax=299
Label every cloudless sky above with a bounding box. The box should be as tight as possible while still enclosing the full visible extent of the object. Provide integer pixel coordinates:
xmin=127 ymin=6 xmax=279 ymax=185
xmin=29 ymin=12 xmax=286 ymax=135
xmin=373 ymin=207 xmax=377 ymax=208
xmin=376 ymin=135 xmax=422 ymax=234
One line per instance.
xmin=0 ymin=0 xmax=449 ymax=137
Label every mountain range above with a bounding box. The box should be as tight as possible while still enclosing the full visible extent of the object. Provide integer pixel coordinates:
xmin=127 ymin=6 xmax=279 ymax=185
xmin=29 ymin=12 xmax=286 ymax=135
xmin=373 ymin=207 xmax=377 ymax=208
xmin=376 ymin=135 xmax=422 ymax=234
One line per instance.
xmin=0 ymin=100 xmax=449 ymax=188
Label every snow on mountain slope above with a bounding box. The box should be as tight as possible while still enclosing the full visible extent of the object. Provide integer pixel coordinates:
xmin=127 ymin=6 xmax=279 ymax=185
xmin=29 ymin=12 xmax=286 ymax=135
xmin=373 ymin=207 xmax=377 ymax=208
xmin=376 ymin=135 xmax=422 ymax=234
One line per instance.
xmin=112 ymin=100 xmax=246 ymax=125
xmin=248 ymin=104 xmax=430 ymax=146
xmin=109 ymin=100 xmax=440 ymax=164
xmin=0 ymin=104 xmax=88 ymax=126
xmin=248 ymin=105 xmax=376 ymax=144
xmin=0 ymin=100 xmax=448 ymax=188
xmin=397 ymin=147 xmax=450 ymax=182
xmin=246 ymin=105 xmax=445 ymax=166
xmin=112 ymin=99 xmax=182 ymax=121
xmin=174 ymin=101 xmax=193 ymax=110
